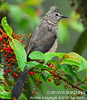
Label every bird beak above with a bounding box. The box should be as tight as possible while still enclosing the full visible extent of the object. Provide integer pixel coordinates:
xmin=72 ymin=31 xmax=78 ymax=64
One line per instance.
xmin=61 ymin=15 xmax=68 ymax=18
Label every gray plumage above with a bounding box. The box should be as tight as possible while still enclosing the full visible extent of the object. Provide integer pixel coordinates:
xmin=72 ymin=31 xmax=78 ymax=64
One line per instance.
xmin=11 ymin=6 xmax=67 ymax=99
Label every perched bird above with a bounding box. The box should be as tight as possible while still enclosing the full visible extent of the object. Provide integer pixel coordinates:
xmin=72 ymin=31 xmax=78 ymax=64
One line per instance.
xmin=11 ymin=6 xmax=67 ymax=99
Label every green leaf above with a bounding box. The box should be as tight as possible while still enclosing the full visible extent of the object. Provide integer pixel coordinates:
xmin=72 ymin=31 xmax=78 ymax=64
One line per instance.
xmin=29 ymin=51 xmax=45 ymax=60
xmin=61 ymin=58 xmax=79 ymax=66
xmin=0 ymin=72 xmax=4 ymax=79
xmin=19 ymin=93 xmax=27 ymax=100
xmin=58 ymin=64 xmax=82 ymax=81
xmin=58 ymin=64 xmax=82 ymax=82
xmin=64 ymin=74 xmax=74 ymax=83
xmin=0 ymin=86 xmax=12 ymax=99
xmin=1 ymin=85 xmax=12 ymax=91
xmin=0 ymin=67 xmax=3 ymax=80
xmin=42 ymin=71 xmax=51 ymax=81
xmin=26 ymin=61 xmax=40 ymax=69
xmin=48 ymin=60 xmax=58 ymax=66
xmin=61 ymin=52 xmax=87 ymax=72
xmin=9 ymin=39 xmax=27 ymax=71
xmin=0 ymin=64 xmax=1 ymax=66
xmin=57 ymin=53 xmax=66 ymax=59
xmin=81 ymin=85 xmax=87 ymax=91
xmin=58 ymin=64 xmax=75 ymax=75
xmin=26 ymin=61 xmax=52 ymax=71
xmin=44 ymin=52 xmax=58 ymax=64
xmin=35 ymin=64 xmax=53 ymax=71
xmin=1 ymin=17 xmax=13 ymax=38
xmin=0 ymin=91 xmax=12 ymax=99
xmin=79 ymin=61 xmax=87 ymax=72
xmin=44 ymin=52 xmax=66 ymax=64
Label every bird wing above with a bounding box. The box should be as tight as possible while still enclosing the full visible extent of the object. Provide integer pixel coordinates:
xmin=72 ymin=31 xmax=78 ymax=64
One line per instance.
xmin=25 ymin=22 xmax=57 ymax=59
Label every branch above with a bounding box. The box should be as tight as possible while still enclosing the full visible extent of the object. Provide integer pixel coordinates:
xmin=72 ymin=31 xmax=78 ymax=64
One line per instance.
xmin=60 ymin=76 xmax=87 ymax=94
xmin=49 ymin=71 xmax=87 ymax=94
xmin=3 ymin=79 xmax=9 ymax=86
xmin=0 ymin=28 xmax=5 ymax=34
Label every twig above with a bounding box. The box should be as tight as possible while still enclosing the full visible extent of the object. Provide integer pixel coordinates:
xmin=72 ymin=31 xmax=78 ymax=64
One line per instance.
xmin=49 ymin=71 xmax=87 ymax=94
xmin=13 ymin=98 xmax=16 ymax=100
xmin=76 ymin=79 xmax=87 ymax=86
xmin=3 ymin=79 xmax=9 ymax=86
xmin=60 ymin=76 xmax=87 ymax=94
xmin=0 ymin=28 xmax=5 ymax=34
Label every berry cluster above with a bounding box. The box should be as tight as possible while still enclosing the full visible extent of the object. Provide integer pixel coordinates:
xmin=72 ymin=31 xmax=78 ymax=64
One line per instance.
xmin=29 ymin=71 xmax=36 ymax=76
xmin=13 ymin=73 xmax=18 ymax=78
xmin=31 ymin=78 xmax=41 ymax=95
xmin=0 ymin=30 xmax=22 ymax=79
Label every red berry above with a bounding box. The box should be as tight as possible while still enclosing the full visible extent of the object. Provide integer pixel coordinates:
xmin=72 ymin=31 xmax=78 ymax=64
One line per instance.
xmin=49 ymin=64 xmax=53 ymax=67
xmin=6 ymin=58 xmax=8 ymax=61
xmin=6 ymin=48 xmax=9 ymax=51
xmin=3 ymin=47 xmax=6 ymax=50
xmin=8 ymin=47 xmax=11 ymax=50
xmin=13 ymin=73 xmax=16 ymax=76
xmin=29 ymin=71 xmax=33 ymax=75
xmin=4 ymin=42 xmax=7 ymax=45
xmin=12 ymin=33 xmax=15 ymax=35
xmin=19 ymin=40 xmax=22 ymax=43
xmin=75 ymin=8 xmax=80 ymax=14
xmin=16 ymin=74 xmax=18 ymax=77
xmin=0 ymin=38 xmax=2 ymax=42
xmin=18 ymin=35 xmax=22 ymax=38
xmin=33 ymin=72 xmax=36 ymax=76
xmin=13 ymin=75 xmax=16 ymax=78
xmin=48 ymin=79 xmax=51 ymax=82
xmin=4 ymin=69 xmax=6 ymax=73
xmin=54 ymin=76 xmax=56 ymax=78
xmin=0 ymin=36 xmax=3 ymax=41
xmin=7 ymin=45 xmax=11 ymax=49
xmin=5 ymin=55 xmax=7 ymax=57
xmin=3 ymin=33 xmax=7 ymax=37
xmin=12 ymin=56 xmax=15 ymax=59
xmin=32 ymin=91 xmax=34 ymax=94
xmin=71 ymin=2 xmax=75 ymax=7
xmin=7 ymin=69 xmax=11 ymax=73
xmin=7 ymin=50 xmax=11 ymax=53
xmin=8 ymin=59 xmax=11 ymax=62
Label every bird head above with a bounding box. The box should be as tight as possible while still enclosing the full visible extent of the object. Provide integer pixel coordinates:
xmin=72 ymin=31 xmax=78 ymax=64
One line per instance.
xmin=45 ymin=6 xmax=67 ymax=24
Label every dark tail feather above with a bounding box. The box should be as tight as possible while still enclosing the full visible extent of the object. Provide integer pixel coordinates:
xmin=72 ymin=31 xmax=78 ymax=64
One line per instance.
xmin=11 ymin=68 xmax=29 ymax=99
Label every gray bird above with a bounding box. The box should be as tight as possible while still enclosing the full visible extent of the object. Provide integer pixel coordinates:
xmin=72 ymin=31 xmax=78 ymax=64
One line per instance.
xmin=11 ymin=6 xmax=67 ymax=99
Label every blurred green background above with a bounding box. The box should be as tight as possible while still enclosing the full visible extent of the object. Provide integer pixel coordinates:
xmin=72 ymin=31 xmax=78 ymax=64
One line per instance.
xmin=0 ymin=0 xmax=86 ymax=59
xmin=0 ymin=0 xmax=87 ymax=100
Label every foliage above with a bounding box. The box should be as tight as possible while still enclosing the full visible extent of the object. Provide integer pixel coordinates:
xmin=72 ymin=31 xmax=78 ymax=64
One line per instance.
xmin=0 ymin=0 xmax=42 ymax=34
xmin=1 ymin=17 xmax=13 ymax=38
xmin=0 ymin=17 xmax=87 ymax=99
xmin=0 ymin=0 xmax=87 ymax=99
xmin=0 ymin=64 xmax=12 ymax=99
xmin=73 ymin=30 xmax=87 ymax=54
xmin=70 ymin=0 xmax=87 ymax=56
xmin=1 ymin=17 xmax=27 ymax=72
xmin=58 ymin=11 xmax=84 ymax=44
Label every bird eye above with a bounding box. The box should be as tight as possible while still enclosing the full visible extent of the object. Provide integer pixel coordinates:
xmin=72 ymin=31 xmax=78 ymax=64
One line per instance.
xmin=55 ymin=13 xmax=59 ymax=16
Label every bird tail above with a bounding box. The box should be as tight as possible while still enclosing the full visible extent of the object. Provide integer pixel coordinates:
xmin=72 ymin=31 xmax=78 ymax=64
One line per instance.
xmin=11 ymin=69 xmax=29 ymax=99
